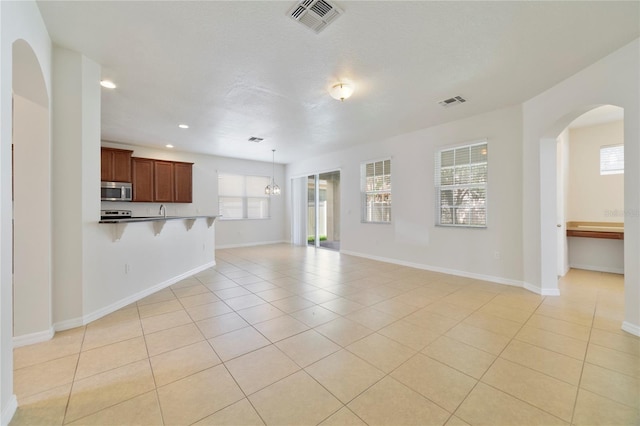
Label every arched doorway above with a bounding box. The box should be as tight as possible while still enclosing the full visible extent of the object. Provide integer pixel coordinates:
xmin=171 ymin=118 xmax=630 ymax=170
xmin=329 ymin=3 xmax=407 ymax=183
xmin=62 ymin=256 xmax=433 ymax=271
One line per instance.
xmin=539 ymin=104 xmax=632 ymax=330
xmin=12 ymin=39 xmax=53 ymax=343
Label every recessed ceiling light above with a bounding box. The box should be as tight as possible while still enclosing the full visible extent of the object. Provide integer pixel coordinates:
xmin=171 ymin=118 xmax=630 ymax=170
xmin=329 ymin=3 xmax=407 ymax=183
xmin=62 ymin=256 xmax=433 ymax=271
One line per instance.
xmin=100 ymin=80 xmax=116 ymax=89
xmin=178 ymin=124 xmax=189 ymax=129
xmin=166 ymin=144 xmax=174 ymax=148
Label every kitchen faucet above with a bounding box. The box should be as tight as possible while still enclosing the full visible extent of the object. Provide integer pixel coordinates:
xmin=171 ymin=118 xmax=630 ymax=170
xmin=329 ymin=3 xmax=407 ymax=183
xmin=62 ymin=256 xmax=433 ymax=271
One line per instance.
xmin=159 ymin=204 xmax=166 ymax=218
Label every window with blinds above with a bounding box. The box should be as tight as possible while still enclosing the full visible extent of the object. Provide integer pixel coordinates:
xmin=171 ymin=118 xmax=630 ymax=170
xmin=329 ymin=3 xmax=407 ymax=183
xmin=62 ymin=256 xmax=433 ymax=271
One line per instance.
xmin=361 ymin=159 xmax=391 ymax=223
xmin=218 ymin=173 xmax=270 ymax=220
xmin=600 ymin=144 xmax=624 ymax=175
xmin=435 ymin=141 xmax=488 ymax=227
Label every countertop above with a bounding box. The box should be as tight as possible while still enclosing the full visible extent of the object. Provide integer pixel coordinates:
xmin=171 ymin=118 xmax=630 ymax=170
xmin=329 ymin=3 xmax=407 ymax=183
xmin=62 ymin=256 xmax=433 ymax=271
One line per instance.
xmin=99 ymin=215 xmax=217 ymax=224
xmin=566 ymin=221 xmax=623 ymax=240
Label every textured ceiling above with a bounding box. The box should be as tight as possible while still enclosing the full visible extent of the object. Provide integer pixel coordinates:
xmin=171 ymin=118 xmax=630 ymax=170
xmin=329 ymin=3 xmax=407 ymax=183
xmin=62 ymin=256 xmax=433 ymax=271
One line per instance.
xmin=37 ymin=1 xmax=639 ymax=164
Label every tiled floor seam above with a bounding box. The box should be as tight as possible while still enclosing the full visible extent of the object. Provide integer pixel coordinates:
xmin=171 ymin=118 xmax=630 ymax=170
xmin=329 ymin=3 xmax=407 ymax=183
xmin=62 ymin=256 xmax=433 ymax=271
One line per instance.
xmin=572 ymin=303 xmax=638 ymax=416
xmin=449 ymin=294 xmax=572 ymax=424
xmin=338 ymin=337 xmax=465 ymax=420
xmin=186 ymin=355 xmax=266 ymax=426
xmin=470 ymin=382 xmax=573 ymax=425
xmin=136 ymin=304 xmax=170 ymax=426
xmin=571 ymin=314 xmax=594 ymax=426
xmin=60 ymin=325 xmax=87 ymax=426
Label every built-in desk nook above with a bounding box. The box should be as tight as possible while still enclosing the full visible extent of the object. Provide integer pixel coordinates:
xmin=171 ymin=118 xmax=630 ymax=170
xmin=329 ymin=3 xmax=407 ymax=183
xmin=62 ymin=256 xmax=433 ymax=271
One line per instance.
xmin=566 ymin=221 xmax=624 ymax=240
xmin=566 ymin=221 xmax=624 ymax=274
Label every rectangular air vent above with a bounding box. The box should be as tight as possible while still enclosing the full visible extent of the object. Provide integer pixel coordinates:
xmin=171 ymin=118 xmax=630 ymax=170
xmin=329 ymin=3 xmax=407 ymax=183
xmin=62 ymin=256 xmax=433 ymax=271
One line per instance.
xmin=438 ymin=96 xmax=467 ymax=108
xmin=288 ymin=0 xmax=343 ymax=34
xmin=248 ymin=137 xmax=264 ymax=143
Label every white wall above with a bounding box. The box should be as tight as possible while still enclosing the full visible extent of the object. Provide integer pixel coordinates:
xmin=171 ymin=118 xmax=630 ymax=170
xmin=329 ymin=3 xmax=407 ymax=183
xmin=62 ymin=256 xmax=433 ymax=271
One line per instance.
xmin=556 ymin=129 xmax=570 ymax=276
xmin=12 ymin=95 xmax=51 ymax=338
xmin=101 ymin=141 xmax=286 ymax=248
xmin=51 ymin=46 xmax=86 ymax=327
xmin=568 ymin=238 xmax=624 ymax=274
xmin=568 ymin=120 xmax=624 ymax=221
xmin=287 ymin=105 xmax=524 ymax=285
xmin=522 ymin=38 xmax=639 ymax=334
xmin=0 ymin=1 xmax=52 ymax=422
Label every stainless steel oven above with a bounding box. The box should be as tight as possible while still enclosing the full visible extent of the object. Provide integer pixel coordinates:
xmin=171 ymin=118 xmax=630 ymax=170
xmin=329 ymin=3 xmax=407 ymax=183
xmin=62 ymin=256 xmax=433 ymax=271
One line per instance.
xmin=101 ymin=181 xmax=132 ymax=201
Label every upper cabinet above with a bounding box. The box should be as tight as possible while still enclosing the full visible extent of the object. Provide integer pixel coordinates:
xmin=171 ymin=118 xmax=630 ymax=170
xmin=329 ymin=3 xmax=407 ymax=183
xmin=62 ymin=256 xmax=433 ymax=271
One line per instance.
xmin=174 ymin=162 xmax=193 ymax=203
xmin=101 ymin=147 xmax=133 ymax=182
xmin=131 ymin=157 xmax=193 ymax=203
xmin=154 ymin=160 xmax=175 ymax=202
xmin=131 ymin=157 xmax=155 ymax=202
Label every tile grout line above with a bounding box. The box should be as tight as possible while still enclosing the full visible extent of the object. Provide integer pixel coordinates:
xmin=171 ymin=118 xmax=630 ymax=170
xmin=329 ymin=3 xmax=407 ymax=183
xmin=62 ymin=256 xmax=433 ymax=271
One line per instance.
xmin=59 ymin=325 xmax=88 ymax=426
xmin=137 ymin=299 xmax=168 ymax=426
xmin=568 ymin=294 xmax=597 ymax=425
xmin=446 ymin=293 xmax=576 ymax=424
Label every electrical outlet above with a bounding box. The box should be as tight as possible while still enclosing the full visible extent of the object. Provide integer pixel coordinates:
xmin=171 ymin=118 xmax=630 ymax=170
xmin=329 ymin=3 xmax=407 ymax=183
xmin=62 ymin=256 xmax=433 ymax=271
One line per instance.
xmin=125 ymin=263 xmax=130 ymax=274
xmin=493 ymin=251 xmax=501 ymax=260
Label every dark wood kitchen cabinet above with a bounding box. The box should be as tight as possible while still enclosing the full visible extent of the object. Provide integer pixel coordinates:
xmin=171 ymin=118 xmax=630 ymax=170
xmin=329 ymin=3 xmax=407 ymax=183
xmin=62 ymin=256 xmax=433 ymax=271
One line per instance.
xmin=173 ymin=162 xmax=193 ymax=203
xmin=131 ymin=157 xmax=154 ymax=202
xmin=154 ymin=160 xmax=175 ymax=202
xmin=131 ymin=157 xmax=193 ymax=203
xmin=101 ymin=147 xmax=133 ymax=182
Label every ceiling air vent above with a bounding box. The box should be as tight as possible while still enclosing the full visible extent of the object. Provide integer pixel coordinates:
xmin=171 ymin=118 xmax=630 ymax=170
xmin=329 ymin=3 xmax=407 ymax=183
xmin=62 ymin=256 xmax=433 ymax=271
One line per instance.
xmin=288 ymin=0 xmax=343 ymax=34
xmin=438 ymin=96 xmax=467 ymax=108
xmin=248 ymin=137 xmax=264 ymax=143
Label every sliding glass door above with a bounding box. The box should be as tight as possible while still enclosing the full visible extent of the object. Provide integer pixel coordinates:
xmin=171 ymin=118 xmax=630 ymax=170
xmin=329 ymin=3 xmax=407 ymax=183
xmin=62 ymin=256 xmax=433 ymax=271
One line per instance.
xmin=307 ymin=171 xmax=340 ymax=250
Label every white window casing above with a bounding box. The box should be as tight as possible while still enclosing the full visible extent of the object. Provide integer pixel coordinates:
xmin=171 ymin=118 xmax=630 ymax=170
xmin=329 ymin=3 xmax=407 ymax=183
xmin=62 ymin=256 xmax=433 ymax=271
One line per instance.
xmin=361 ymin=158 xmax=391 ymax=223
xmin=435 ymin=141 xmax=488 ymax=228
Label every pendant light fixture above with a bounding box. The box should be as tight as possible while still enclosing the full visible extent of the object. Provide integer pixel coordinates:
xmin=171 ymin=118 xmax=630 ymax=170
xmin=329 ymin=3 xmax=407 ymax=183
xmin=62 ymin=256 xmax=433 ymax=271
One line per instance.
xmin=265 ymin=149 xmax=281 ymax=196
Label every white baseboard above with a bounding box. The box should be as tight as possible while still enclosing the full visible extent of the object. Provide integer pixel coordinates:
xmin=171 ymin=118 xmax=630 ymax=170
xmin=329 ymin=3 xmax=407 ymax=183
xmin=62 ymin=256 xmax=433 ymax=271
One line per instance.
xmin=523 ymin=282 xmax=561 ymax=296
xmin=622 ymin=321 xmax=640 ymax=337
xmin=569 ymin=263 xmax=624 ymax=275
xmin=216 ymin=240 xmax=288 ymax=249
xmin=12 ymin=327 xmax=55 ymax=348
xmin=54 ymin=317 xmax=84 ymax=332
xmin=1 ymin=394 xmax=17 ymax=426
xmin=54 ymin=260 xmax=217 ymax=331
xmin=340 ymin=250 xmax=524 ymax=289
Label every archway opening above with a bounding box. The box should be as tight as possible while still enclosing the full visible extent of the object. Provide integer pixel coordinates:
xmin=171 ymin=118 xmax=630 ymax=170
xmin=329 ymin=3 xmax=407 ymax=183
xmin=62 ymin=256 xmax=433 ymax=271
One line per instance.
xmin=539 ymin=103 xmax=627 ymax=323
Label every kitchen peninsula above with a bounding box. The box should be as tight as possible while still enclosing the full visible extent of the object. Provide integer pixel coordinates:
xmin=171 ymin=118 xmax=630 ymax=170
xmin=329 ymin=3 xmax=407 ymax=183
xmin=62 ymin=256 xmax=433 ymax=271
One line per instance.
xmin=99 ymin=213 xmax=217 ymax=241
xmin=87 ymin=210 xmax=217 ymax=328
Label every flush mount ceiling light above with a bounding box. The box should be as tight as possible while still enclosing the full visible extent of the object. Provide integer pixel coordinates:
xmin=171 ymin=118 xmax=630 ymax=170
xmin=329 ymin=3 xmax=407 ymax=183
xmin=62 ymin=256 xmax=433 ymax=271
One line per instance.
xmin=100 ymin=80 xmax=116 ymax=89
xmin=265 ymin=149 xmax=281 ymax=196
xmin=329 ymin=82 xmax=354 ymax=102
xmin=178 ymin=124 xmax=189 ymax=129
xmin=166 ymin=144 xmax=174 ymax=148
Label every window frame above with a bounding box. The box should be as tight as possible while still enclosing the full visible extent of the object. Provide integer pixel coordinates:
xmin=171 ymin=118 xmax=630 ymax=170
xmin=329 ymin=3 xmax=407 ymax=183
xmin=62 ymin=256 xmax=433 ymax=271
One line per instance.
xmin=434 ymin=140 xmax=488 ymax=228
xmin=600 ymin=144 xmax=624 ymax=175
xmin=361 ymin=157 xmax=392 ymax=224
xmin=218 ymin=172 xmax=271 ymax=220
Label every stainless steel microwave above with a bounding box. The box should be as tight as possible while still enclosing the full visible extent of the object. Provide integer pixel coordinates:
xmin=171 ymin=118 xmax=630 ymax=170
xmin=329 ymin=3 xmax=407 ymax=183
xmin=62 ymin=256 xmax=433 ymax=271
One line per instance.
xmin=101 ymin=181 xmax=132 ymax=201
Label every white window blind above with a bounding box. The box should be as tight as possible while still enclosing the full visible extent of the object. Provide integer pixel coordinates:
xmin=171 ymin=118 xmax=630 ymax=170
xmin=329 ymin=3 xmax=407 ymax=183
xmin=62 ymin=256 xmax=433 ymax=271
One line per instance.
xmin=435 ymin=141 xmax=488 ymax=227
xmin=600 ymin=144 xmax=624 ymax=175
xmin=361 ymin=159 xmax=391 ymax=223
xmin=218 ymin=173 xmax=270 ymax=220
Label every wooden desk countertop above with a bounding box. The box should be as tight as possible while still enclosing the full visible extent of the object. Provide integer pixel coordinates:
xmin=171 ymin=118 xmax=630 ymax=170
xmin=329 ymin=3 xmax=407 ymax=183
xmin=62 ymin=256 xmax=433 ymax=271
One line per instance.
xmin=566 ymin=221 xmax=624 ymax=240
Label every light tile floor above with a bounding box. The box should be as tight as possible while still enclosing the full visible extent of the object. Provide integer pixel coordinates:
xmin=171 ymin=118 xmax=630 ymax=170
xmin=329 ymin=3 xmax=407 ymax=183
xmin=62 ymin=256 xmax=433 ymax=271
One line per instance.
xmin=11 ymin=244 xmax=640 ymax=425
